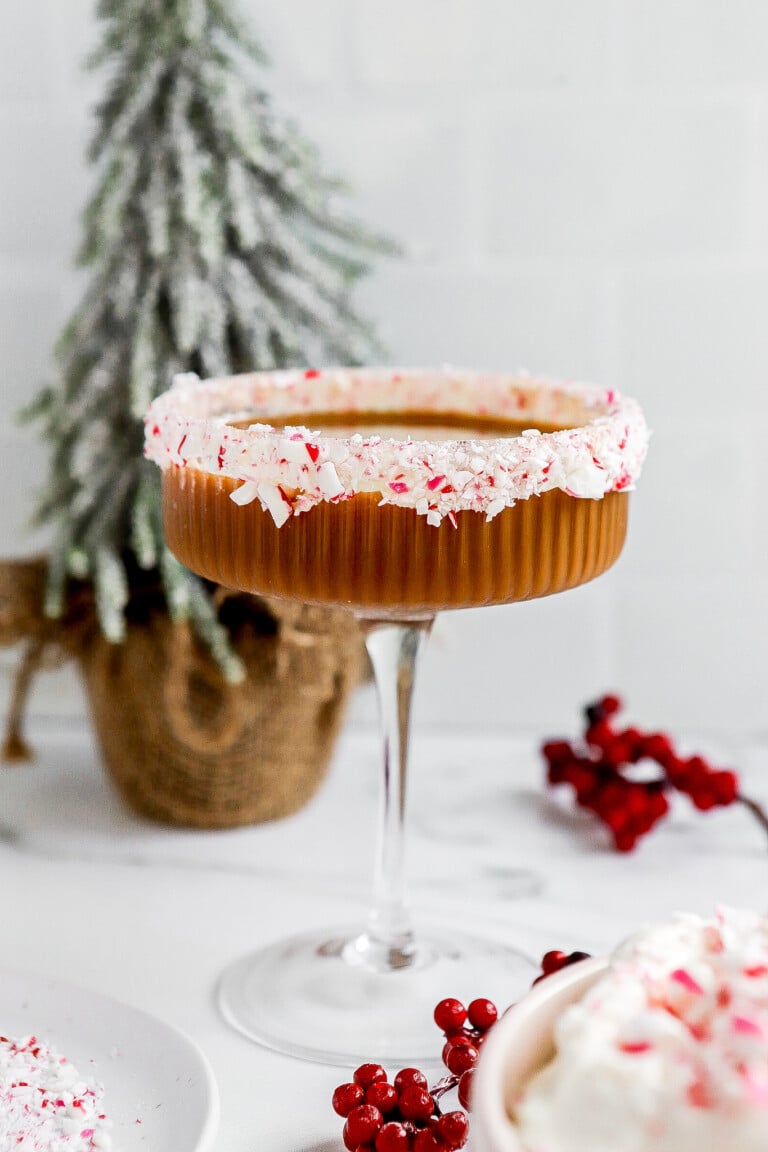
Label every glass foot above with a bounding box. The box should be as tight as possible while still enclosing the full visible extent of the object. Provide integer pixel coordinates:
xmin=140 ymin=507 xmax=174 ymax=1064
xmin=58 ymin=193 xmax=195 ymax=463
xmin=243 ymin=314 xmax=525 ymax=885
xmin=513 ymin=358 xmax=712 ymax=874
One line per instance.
xmin=218 ymin=924 xmax=536 ymax=1066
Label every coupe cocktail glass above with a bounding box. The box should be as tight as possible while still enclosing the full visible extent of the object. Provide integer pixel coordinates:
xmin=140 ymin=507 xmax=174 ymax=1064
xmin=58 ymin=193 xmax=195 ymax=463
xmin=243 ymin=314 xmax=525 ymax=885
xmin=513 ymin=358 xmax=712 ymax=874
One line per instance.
xmin=145 ymin=368 xmax=648 ymax=1065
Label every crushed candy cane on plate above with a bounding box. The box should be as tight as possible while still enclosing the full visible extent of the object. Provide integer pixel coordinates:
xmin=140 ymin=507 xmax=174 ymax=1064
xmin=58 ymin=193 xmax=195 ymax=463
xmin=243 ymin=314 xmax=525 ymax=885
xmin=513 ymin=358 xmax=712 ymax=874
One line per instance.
xmin=0 ymin=1033 xmax=111 ymax=1150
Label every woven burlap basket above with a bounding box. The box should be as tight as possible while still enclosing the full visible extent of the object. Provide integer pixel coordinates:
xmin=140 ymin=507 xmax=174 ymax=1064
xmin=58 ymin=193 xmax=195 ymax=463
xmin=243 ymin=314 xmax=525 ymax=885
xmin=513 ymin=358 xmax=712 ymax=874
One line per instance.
xmin=0 ymin=559 xmax=365 ymax=828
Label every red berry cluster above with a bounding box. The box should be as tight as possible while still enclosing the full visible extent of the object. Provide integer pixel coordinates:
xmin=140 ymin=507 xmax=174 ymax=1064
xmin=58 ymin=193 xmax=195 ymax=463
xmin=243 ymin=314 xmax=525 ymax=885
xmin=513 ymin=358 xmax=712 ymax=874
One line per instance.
xmin=332 ymin=956 xmax=595 ymax=1150
xmin=432 ymin=996 xmax=499 ymax=1117
xmin=543 ymin=695 xmax=768 ymax=852
xmin=331 ymin=1000 xmax=495 ymax=1150
xmin=332 ymin=1062 xmax=469 ymax=1151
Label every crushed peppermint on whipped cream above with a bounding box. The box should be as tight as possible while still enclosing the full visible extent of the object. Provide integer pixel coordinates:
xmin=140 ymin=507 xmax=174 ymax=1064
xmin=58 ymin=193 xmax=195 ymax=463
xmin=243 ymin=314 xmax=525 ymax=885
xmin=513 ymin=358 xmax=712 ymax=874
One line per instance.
xmin=0 ymin=1033 xmax=112 ymax=1150
xmin=144 ymin=368 xmax=648 ymax=528
xmin=516 ymin=909 xmax=768 ymax=1152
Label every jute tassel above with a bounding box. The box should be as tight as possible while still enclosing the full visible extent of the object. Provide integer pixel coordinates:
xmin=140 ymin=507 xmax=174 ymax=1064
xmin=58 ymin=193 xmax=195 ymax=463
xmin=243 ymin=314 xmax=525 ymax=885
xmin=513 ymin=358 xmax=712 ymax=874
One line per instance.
xmin=0 ymin=559 xmax=366 ymax=828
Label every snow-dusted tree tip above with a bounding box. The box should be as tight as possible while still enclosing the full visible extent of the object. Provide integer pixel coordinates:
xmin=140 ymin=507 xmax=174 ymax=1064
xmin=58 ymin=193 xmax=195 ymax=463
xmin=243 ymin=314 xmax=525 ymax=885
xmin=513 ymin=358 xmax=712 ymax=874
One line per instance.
xmin=25 ymin=0 xmax=392 ymax=670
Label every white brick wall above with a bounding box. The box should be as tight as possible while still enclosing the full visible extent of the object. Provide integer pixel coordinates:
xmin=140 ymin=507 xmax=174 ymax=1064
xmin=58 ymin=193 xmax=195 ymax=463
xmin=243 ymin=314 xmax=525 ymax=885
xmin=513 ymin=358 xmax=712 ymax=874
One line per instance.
xmin=2 ymin=0 xmax=767 ymax=737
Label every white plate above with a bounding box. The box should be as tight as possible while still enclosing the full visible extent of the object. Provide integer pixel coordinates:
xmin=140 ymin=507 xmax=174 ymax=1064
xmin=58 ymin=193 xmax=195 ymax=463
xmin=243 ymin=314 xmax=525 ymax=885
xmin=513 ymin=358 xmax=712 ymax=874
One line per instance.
xmin=0 ymin=969 xmax=219 ymax=1151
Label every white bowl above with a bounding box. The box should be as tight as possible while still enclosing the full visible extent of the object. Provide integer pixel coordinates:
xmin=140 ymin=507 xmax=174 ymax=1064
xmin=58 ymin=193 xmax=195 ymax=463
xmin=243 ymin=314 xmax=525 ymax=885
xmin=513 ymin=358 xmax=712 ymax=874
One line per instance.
xmin=472 ymin=957 xmax=609 ymax=1152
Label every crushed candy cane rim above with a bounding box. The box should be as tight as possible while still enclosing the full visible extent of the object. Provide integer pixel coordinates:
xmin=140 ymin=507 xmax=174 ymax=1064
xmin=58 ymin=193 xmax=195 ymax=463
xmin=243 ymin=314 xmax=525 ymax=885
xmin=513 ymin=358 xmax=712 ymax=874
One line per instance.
xmin=144 ymin=367 xmax=649 ymax=528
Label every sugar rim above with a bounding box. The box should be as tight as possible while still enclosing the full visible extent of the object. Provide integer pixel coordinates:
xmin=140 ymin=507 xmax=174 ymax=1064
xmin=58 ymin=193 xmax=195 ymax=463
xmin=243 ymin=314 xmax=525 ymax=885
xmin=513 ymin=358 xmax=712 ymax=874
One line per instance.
xmin=144 ymin=367 xmax=649 ymax=527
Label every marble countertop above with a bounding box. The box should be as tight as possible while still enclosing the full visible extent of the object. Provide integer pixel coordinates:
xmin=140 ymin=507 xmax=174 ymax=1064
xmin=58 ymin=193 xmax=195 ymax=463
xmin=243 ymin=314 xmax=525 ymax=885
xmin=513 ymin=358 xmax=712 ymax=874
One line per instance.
xmin=1 ymin=718 xmax=766 ymax=1150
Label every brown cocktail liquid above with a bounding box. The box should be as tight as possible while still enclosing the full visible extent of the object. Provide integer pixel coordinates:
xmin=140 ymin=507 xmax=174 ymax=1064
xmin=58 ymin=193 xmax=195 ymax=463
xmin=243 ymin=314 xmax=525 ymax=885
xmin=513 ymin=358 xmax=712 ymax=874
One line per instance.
xmin=163 ymin=413 xmax=629 ymax=618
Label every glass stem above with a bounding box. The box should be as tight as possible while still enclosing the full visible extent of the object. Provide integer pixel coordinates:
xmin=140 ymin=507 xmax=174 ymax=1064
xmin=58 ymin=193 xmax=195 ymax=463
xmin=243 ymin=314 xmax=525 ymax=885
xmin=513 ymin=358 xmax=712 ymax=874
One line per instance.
xmin=354 ymin=617 xmax=434 ymax=972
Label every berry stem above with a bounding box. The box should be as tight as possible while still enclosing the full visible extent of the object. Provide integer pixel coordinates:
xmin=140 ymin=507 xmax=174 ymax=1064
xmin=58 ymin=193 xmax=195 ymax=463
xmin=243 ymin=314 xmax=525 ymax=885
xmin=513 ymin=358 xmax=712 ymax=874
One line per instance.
xmin=738 ymin=794 xmax=768 ymax=842
xmin=430 ymin=1073 xmax=460 ymax=1102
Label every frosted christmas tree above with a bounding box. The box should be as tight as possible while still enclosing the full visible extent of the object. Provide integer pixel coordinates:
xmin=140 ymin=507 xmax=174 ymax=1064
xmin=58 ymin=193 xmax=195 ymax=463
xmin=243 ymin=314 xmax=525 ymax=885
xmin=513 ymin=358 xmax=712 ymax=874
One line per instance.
xmin=26 ymin=0 xmax=388 ymax=679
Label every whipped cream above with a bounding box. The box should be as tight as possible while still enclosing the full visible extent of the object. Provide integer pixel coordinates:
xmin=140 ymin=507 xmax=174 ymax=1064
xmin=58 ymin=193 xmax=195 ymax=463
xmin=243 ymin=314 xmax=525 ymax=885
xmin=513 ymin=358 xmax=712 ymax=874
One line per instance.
xmin=144 ymin=367 xmax=648 ymax=528
xmin=0 ymin=1033 xmax=112 ymax=1150
xmin=516 ymin=910 xmax=768 ymax=1152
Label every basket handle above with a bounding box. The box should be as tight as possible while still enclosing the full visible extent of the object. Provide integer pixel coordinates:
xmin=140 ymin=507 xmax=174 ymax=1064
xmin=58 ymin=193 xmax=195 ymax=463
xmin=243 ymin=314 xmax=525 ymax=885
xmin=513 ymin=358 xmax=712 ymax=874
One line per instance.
xmin=162 ymin=620 xmax=253 ymax=755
